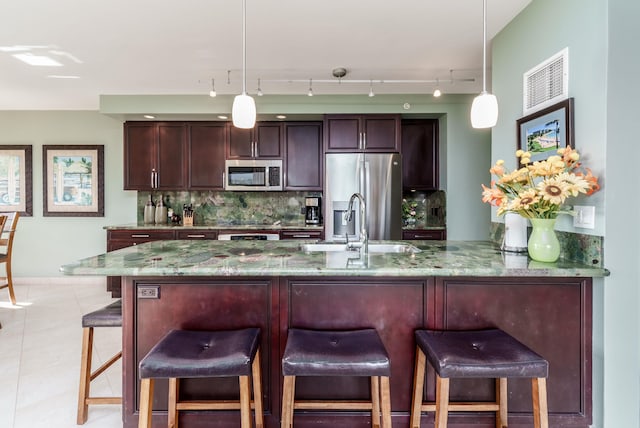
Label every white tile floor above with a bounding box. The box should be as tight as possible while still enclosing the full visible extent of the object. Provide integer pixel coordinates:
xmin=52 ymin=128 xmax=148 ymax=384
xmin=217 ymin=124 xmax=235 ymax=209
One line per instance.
xmin=0 ymin=277 xmax=122 ymax=428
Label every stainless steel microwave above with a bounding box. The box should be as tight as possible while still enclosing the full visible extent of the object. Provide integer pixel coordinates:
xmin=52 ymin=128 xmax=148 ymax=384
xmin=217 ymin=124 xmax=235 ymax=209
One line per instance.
xmin=224 ymin=159 xmax=283 ymax=191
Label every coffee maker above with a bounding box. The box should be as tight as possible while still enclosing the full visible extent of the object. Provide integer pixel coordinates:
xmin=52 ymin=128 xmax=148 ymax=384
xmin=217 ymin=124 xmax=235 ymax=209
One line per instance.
xmin=305 ymin=197 xmax=322 ymax=225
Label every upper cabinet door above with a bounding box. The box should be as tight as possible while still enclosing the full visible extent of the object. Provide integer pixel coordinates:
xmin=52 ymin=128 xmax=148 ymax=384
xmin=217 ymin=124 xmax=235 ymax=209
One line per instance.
xmin=401 ymin=119 xmax=439 ymax=191
xmin=324 ymin=114 xmax=400 ymax=153
xmin=156 ymin=123 xmax=187 ymax=189
xmin=284 ymin=122 xmax=323 ymax=190
xmin=227 ymin=122 xmax=283 ymax=159
xmin=124 ymin=123 xmax=157 ymax=190
xmin=188 ymin=123 xmax=227 ymax=189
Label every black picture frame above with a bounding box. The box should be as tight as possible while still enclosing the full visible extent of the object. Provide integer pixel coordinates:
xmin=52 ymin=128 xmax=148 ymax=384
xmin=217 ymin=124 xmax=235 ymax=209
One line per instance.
xmin=517 ymin=98 xmax=574 ymax=163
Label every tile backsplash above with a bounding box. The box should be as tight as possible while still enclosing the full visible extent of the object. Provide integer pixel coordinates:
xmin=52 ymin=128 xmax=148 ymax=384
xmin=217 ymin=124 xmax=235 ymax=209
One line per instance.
xmin=138 ymin=191 xmax=321 ymax=226
xmin=138 ymin=189 xmax=447 ymax=229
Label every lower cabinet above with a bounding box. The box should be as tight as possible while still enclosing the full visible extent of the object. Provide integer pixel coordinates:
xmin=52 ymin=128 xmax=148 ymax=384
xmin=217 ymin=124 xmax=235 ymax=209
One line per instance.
xmin=402 ymin=229 xmax=446 ymax=240
xmin=106 ymin=229 xmax=175 ymax=297
xmin=280 ymin=229 xmax=324 ymax=240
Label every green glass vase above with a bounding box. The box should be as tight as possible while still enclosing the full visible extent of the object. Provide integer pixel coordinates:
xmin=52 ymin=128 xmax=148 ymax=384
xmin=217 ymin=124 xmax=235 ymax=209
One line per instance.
xmin=528 ymin=218 xmax=561 ymax=262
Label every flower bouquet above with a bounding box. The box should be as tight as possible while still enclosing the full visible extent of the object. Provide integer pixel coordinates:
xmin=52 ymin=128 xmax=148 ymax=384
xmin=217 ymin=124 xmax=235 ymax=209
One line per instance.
xmin=482 ymin=147 xmax=599 ymax=219
xmin=481 ymin=147 xmax=599 ymax=262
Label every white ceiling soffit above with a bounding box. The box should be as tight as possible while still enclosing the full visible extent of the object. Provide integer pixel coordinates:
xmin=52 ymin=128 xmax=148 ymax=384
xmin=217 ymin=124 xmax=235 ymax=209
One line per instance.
xmin=0 ymin=0 xmax=531 ymax=110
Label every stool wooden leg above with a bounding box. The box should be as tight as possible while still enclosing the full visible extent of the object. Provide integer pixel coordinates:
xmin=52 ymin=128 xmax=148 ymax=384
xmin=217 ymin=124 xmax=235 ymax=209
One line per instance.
xmin=252 ymin=349 xmax=264 ymax=428
xmin=138 ymin=378 xmax=154 ymax=428
xmin=239 ymin=375 xmax=252 ymax=428
xmin=76 ymin=327 xmax=93 ymax=424
xmin=380 ymin=376 xmax=392 ymax=428
xmin=371 ymin=376 xmax=381 ymax=428
xmin=281 ymin=376 xmax=295 ymax=428
xmin=168 ymin=378 xmax=179 ymax=428
xmin=410 ymin=346 xmax=426 ymax=428
xmin=434 ymin=375 xmax=450 ymax=428
xmin=532 ymin=378 xmax=549 ymax=428
xmin=496 ymin=378 xmax=508 ymax=428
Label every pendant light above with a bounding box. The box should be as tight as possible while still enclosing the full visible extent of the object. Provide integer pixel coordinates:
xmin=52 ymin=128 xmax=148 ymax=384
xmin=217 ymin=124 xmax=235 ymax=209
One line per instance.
xmin=470 ymin=0 xmax=498 ymax=129
xmin=232 ymin=0 xmax=256 ymax=129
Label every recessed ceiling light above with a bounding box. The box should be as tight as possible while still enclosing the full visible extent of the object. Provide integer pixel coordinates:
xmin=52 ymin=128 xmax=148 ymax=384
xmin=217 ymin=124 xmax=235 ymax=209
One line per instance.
xmin=217 ymin=115 xmax=228 ymax=120
xmin=143 ymin=115 xmax=155 ymax=119
xmin=47 ymin=75 xmax=80 ymax=79
xmin=12 ymin=53 xmax=62 ymax=66
xmin=276 ymin=115 xmax=287 ymax=119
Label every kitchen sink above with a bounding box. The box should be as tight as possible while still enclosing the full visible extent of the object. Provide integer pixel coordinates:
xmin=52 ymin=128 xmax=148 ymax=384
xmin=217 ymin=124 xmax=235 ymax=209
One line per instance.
xmin=299 ymin=242 xmax=421 ymax=254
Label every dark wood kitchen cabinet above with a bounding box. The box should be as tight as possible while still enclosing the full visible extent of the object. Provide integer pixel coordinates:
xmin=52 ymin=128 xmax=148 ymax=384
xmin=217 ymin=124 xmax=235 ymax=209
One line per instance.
xmin=402 ymin=229 xmax=446 ymax=240
xmin=227 ymin=122 xmax=283 ymax=159
xmin=106 ymin=229 xmax=176 ymax=297
xmin=187 ymin=123 xmax=226 ymax=189
xmin=401 ymin=119 xmax=439 ymax=191
xmin=124 ymin=122 xmax=187 ymax=190
xmin=284 ymin=122 xmax=323 ymax=190
xmin=324 ymin=114 xmax=400 ymax=153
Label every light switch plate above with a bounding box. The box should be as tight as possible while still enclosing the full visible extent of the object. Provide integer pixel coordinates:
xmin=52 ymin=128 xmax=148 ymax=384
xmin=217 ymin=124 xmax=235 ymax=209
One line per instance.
xmin=573 ymin=205 xmax=595 ymax=229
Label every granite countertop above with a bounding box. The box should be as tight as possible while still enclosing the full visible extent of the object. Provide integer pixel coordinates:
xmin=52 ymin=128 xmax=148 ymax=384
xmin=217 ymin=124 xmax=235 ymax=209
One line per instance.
xmin=61 ymin=240 xmax=609 ymax=278
xmin=105 ymin=224 xmax=446 ymax=231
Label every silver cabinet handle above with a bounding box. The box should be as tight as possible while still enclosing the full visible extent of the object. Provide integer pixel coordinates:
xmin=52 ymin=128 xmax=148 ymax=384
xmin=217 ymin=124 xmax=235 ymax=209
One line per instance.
xmin=362 ymin=132 xmax=367 ymax=150
xmin=150 ymin=169 xmax=156 ymax=188
xmin=358 ymin=132 xmax=363 ymax=150
xmin=222 ymin=171 xmax=226 ymax=187
xmin=292 ymin=234 xmax=312 ymax=238
xmin=186 ymin=234 xmax=206 ymax=238
xmin=131 ymin=234 xmax=150 ymax=238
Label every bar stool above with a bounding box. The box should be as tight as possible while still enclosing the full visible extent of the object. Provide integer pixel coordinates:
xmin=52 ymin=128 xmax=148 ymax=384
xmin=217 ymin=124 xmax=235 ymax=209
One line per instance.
xmin=77 ymin=299 xmax=123 ymax=424
xmin=410 ymin=328 xmax=549 ymax=428
xmin=281 ymin=328 xmax=392 ymax=428
xmin=137 ymin=328 xmax=263 ymax=428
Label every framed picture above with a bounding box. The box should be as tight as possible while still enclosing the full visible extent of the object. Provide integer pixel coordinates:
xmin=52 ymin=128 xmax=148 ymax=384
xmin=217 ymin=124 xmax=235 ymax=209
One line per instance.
xmin=43 ymin=145 xmax=104 ymax=217
xmin=517 ymin=98 xmax=574 ymax=162
xmin=0 ymin=145 xmax=33 ymax=216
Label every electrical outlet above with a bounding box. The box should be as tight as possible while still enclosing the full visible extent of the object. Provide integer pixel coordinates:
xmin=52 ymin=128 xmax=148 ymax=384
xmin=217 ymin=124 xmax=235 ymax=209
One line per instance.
xmin=573 ymin=205 xmax=595 ymax=229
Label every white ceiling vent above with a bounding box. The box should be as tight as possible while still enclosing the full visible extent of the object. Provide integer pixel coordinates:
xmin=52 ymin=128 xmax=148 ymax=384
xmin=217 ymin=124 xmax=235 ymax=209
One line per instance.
xmin=523 ymin=48 xmax=569 ymax=114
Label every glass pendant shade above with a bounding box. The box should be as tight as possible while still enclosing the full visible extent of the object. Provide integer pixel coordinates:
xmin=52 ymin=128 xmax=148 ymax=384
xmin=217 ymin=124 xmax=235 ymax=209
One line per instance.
xmin=232 ymin=93 xmax=256 ymax=129
xmin=471 ymin=91 xmax=499 ymax=128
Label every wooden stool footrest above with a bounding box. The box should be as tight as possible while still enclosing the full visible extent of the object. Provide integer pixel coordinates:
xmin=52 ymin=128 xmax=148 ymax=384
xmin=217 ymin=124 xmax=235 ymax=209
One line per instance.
xmin=85 ymin=397 xmax=122 ymax=405
xmin=421 ymin=401 xmax=501 ymax=412
xmin=176 ymin=400 xmax=258 ymax=411
xmin=294 ymin=400 xmax=374 ymax=410
xmin=89 ymin=351 xmax=122 ymax=381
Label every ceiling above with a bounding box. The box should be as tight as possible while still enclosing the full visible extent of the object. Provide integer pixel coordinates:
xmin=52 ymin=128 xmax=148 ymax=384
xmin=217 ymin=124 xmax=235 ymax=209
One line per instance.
xmin=0 ymin=0 xmax=531 ymax=110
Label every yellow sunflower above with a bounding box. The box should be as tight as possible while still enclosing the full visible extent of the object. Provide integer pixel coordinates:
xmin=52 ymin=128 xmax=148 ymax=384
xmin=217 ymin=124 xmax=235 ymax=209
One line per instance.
xmin=557 ymin=172 xmax=591 ymax=196
xmin=537 ymin=178 xmax=570 ymax=205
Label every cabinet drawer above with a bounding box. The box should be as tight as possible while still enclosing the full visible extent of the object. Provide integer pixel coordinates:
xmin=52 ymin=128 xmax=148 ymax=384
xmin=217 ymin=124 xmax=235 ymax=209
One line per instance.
xmin=402 ymin=229 xmax=446 ymax=240
xmin=175 ymin=230 xmax=218 ymax=240
xmin=280 ymin=230 xmax=324 ymax=240
xmin=108 ymin=229 xmax=175 ymax=241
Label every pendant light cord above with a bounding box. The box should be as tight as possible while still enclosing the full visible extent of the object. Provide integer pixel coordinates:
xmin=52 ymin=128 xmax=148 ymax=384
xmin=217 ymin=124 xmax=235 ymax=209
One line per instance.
xmin=482 ymin=0 xmax=487 ymax=93
xmin=242 ymin=0 xmax=247 ymax=96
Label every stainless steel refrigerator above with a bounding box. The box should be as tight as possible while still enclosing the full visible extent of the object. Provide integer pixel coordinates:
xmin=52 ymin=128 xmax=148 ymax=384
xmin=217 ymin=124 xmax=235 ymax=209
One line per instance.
xmin=325 ymin=153 xmax=402 ymax=241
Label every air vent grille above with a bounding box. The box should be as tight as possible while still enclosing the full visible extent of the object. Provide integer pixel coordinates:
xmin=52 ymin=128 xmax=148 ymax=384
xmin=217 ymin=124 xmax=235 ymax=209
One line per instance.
xmin=523 ymin=48 xmax=568 ymax=114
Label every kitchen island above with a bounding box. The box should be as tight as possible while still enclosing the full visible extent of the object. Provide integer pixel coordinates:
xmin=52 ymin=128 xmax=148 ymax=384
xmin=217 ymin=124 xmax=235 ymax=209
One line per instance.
xmin=61 ymin=240 xmax=608 ymax=428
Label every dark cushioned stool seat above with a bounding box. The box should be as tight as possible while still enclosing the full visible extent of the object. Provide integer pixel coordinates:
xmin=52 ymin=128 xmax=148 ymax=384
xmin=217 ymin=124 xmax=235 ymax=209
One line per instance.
xmin=281 ymin=328 xmax=392 ymax=428
xmin=416 ymin=329 xmax=548 ymax=379
xmin=137 ymin=328 xmax=263 ymax=428
xmin=77 ymin=300 xmax=123 ymax=425
xmin=139 ymin=328 xmax=260 ymax=379
xmin=410 ymin=328 xmax=549 ymax=428
xmin=82 ymin=299 xmax=122 ymax=328
xmin=282 ymin=328 xmax=391 ymax=377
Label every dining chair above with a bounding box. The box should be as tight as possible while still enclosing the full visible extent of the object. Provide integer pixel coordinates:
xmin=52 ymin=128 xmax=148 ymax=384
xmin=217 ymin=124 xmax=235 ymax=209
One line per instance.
xmin=0 ymin=212 xmax=20 ymax=305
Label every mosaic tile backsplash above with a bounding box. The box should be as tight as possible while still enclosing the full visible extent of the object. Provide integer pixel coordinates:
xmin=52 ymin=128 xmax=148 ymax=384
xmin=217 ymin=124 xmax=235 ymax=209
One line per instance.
xmin=138 ymin=191 xmax=322 ymax=227
xmin=138 ymin=190 xmax=447 ymax=229
xmin=490 ymin=221 xmax=604 ymax=267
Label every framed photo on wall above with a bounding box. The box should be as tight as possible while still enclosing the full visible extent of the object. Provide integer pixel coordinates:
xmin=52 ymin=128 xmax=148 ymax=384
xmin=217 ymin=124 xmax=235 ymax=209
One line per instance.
xmin=0 ymin=145 xmax=33 ymax=216
xmin=43 ymin=145 xmax=104 ymax=217
xmin=517 ymin=98 xmax=574 ymax=162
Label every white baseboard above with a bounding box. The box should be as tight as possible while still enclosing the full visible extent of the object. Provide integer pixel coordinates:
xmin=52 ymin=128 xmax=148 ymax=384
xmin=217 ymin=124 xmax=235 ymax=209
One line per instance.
xmin=13 ymin=276 xmax=107 ymax=286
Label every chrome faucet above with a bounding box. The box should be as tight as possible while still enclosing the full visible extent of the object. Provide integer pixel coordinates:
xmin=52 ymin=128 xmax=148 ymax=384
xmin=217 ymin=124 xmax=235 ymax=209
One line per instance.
xmin=346 ymin=193 xmax=368 ymax=255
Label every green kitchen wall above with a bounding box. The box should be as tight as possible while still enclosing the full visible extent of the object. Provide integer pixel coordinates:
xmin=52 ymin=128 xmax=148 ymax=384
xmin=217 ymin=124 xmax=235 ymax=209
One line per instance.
xmin=493 ymin=0 xmax=640 ymax=426
xmin=0 ymin=94 xmax=491 ymax=277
